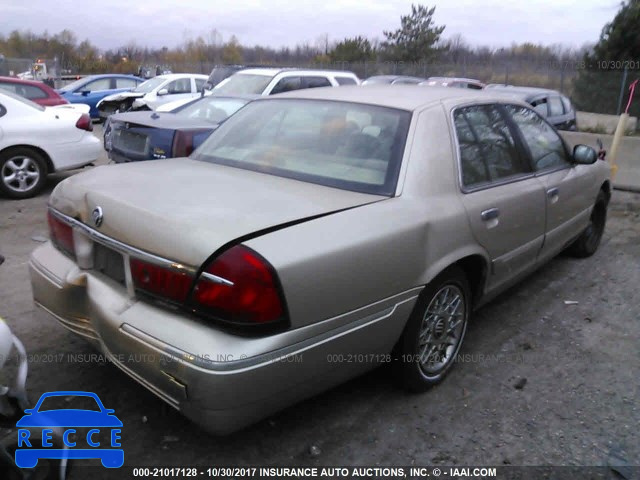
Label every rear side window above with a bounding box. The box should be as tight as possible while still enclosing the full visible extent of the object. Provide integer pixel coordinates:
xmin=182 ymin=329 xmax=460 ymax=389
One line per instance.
xmin=115 ymin=78 xmax=138 ymax=89
xmin=548 ymin=96 xmax=564 ymax=116
xmin=505 ymin=105 xmax=569 ymax=171
xmin=335 ymin=77 xmax=357 ymax=86
xmin=454 ymin=104 xmax=528 ymax=188
xmin=304 ymin=76 xmax=332 ymax=89
xmin=530 ymin=97 xmax=548 ymax=117
xmin=270 ymin=77 xmax=303 ymax=94
xmin=0 ymin=103 xmax=6 ymax=117
xmin=83 ymin=78 xmax=112 ymax=92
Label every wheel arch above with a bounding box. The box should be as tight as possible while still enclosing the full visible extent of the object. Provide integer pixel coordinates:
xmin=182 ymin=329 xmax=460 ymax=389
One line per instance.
xmin=0 ymin=144 xmax=54 ymax=174
xmin=600 ymin=180 xmax=611 ymax=204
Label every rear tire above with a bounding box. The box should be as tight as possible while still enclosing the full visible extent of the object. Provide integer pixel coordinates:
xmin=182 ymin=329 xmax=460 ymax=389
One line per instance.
xmin=393 ymin=266 xmax=470 ymax=392
xmin=567 ymin=190 xmax=608 ymax=258
xmin=0 ymin=147 xmax=47 ymax=199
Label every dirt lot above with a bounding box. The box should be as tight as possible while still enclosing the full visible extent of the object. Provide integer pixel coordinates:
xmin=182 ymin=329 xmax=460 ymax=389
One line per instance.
xmin=0 ymin=127 xmax=638 ymax=478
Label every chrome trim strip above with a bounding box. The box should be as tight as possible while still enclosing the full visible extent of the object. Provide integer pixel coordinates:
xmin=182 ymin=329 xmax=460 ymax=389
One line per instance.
xmin=48 ymin=208 xmax=233 ymax=286
xmin=200 ymin=272 xmax=234 ymax=287
xmin=120 ymin=293 xmax=420 ymax=374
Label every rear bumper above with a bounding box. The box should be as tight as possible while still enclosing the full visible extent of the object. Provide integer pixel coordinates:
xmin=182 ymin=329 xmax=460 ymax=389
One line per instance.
xmin=29 ymin=242 xmax=418 ymax=434
xmin=48 ymin=135 xmax=101 ymax=172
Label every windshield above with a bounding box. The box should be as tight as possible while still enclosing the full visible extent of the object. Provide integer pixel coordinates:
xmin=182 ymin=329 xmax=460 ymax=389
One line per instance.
xmin=133 ymin=77 xmax=166 ymax=93
xmin=213 ymin=74 xmax=273 ymax=95
xmin=192 ymin=99 xmax=410 ymax=196
xmin=176 ymin=97 xmax=250 ymax=123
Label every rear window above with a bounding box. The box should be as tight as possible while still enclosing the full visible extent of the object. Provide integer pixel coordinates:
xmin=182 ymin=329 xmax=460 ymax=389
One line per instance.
xmin=192 ymin=99 xmax=411 ymax=196
xmin=0 ymin=90 xmax=45 ymax=111
xmin=335 ymin=77 xmax=357 ymax=86
xmin=0 ymin=82 xmax=47 ymax=99
xmin=177 ymin=97 xmax=249 ymax=123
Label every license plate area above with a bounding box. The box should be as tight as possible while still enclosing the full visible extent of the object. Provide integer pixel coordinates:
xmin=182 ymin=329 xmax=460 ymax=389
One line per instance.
xmin=93 ymin=243 xmax=126 ymax=286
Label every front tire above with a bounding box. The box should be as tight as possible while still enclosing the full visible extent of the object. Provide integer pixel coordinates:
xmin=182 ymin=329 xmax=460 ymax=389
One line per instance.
xmin=394 ymin=266 xmax=470 ymax=392
xmin=0 ymin=148 xmax=47 ymax=199
xmin=567 ymin=190 xmax=608 ymax=258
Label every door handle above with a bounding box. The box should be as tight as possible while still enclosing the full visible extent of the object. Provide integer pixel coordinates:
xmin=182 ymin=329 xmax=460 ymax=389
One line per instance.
xmin=481 ymin=208 xmax=500 ymax=221
xmin=547 ymin=187 xmax=559 ymax=198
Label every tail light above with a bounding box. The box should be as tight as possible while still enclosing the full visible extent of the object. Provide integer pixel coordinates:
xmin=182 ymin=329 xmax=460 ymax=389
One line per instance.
xmin=172 ymin=129 xmax=209 ymax=157
xmin=130 ymin=258 xmax=194 ymax=304
xmin=190 ymin=245 xmax=285 ymax=326
xmin=47 ymin=210 xmax=75 ymax=258
xmin=75 ymin=113 xmax=93 ymax=132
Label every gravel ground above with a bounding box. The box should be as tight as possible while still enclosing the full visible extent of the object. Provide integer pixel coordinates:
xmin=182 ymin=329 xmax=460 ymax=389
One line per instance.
xmin=0 ymin=131 xmax=638 ymax=477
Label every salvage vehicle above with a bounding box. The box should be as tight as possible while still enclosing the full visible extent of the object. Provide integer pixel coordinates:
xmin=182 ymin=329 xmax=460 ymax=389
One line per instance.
xmin=29 ymin=86 xmax=610 ymax=434
xmin=0 ymin=76 xmax=68 ymax=107
xmin=104 ymin=94 xmax=254 ymax=162
xmin=212 ymin=68 xmax=360 ymax=95
xmin=96 ymin=74 xmax=208 ymax=121
xmin=487 ymin=85 xmax=577 ymax=131
xmin=57 ymin=74 xmax=144 ymax=119
xmin=0 ymin=91 xmax=100 ymax=199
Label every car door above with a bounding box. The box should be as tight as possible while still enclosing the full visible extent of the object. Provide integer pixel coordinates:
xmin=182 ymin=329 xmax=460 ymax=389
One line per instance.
xmin=73 ymin=78 xmax=113 ymax=116
xmin=504 ymin=104 xmax=596 ymax=263
xmin=453 ymin=104 xmax=546 ymax=293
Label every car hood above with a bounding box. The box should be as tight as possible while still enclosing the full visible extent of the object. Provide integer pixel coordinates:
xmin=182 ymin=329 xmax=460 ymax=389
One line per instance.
xmin=101 ymin=91 xmax=146 ymax=102
xmin=109 ymin=111 xmax=216 ymax=130
xmin=49 ymin=159 xmax=384 ymax=267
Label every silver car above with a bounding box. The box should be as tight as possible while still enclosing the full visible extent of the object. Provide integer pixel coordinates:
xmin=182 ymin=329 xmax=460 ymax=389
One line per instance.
xmin=30 ymin=86 xmax=610 ymax=434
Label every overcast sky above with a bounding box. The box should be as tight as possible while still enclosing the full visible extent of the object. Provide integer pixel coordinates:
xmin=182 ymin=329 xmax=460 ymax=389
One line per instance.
xmin=2 ymin=0 xmax=621 ymax=51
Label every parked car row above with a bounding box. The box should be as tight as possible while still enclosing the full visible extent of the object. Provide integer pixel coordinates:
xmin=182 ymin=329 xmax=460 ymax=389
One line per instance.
xmin=29 ymin=83 xmax=610 ymax=435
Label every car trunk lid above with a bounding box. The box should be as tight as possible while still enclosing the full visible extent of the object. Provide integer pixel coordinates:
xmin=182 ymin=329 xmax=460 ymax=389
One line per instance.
xmin=49 ymin=159 xmax=384 ymax=267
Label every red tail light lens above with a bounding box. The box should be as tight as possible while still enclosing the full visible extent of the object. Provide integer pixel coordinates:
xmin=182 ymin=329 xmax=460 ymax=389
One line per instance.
xmin=47 ymin=210 xmax=75 ymax=258
xmin=172 ymin=129 xmax=210 ymax=157
xmin=130 ymin=258 xmax=194 ymax=304
xmin=191 ymin=245 xmax=285 ymax=325
xmin=75 ymin=113 xmax=93 ymax=132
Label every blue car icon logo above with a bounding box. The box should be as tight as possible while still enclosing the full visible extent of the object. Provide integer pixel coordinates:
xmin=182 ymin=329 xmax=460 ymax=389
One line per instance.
xmin=15 ymin=391 xmax=123 ymax=469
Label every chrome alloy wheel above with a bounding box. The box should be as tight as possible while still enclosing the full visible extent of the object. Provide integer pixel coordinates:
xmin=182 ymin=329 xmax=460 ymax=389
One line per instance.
xmin=1 ymin=156 xmax=41 ymax=193
xmin=418 ymin=285 xmax=466 ymax=375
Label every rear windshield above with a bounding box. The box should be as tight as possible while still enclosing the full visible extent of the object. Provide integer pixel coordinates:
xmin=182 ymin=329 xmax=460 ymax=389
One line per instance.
xmin=213 ymin=74 xmax=273 ymax=95
xmin=192 ymin=99 xmax=411 ymax=196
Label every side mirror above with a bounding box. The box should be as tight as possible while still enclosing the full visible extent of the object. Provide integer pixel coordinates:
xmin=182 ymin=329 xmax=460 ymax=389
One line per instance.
xmin=157 ymin=88 xmax=169 ymax=96
xmin=80 ymin=90 xmax=91 ymax=96
xmin=573 ymin=144 xmax=597 ymax=165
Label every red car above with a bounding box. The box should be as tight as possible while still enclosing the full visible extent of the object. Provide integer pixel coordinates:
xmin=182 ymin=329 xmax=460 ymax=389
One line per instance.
xmin=0 ymin=76 xmax=68 ymax=107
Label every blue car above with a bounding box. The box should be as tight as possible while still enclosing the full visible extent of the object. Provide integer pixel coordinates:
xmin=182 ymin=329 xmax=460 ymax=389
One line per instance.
xmin=57 ymin=74 xmax=143 ymax=118
xmin=15 ymin=391 xmax=124 ymax=468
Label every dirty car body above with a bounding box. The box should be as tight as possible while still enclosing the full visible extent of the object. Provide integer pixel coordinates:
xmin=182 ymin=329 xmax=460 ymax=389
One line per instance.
xmin=29 ymin=86 xmax=610 ymax=434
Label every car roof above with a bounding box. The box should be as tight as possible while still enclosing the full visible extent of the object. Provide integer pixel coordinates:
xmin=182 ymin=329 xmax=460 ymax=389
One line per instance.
xmin=155 ymin=73 xmax=209 ymax=80
xmin=488 ymin=85 xmax=562 ymax=99
xmin=235 ymin=68 xmax=357 ymax=77
xmin=268 ymin=85 xmax=526 ymax=111
xmin=80 ymin=74 xmax=141 ymax=80
xmin=427 ymin=76 xmax=483 ymax=83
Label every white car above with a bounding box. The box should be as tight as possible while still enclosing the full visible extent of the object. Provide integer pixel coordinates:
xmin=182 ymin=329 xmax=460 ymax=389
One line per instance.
xmin=0 ymin=91 xmax=101 ymax=199
xmin=213 ymin=68 xmax=360 ymax=96
xmin=96 ymin=74 xmax=209 ymax=119
xmin=157 ymin=68 xmax=362 ymax=112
